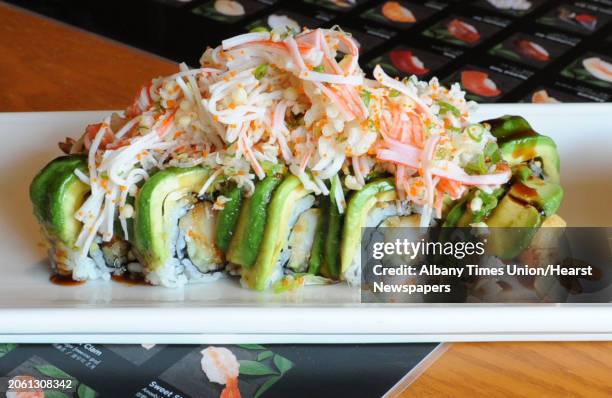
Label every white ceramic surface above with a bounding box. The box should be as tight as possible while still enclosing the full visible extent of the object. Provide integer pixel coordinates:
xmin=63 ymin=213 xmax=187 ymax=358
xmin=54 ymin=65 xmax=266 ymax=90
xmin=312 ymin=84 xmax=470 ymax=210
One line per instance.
xmin=0 ymin=104 xmax=610 ymax=343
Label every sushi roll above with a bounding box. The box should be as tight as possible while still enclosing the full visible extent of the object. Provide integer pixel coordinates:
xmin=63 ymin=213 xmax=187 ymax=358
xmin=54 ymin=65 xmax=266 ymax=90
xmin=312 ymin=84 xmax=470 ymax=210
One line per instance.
xmin=30 ymin=29 xmax=564 ymax=290
xmin=30 ymin=155 xmax=110 ymax=281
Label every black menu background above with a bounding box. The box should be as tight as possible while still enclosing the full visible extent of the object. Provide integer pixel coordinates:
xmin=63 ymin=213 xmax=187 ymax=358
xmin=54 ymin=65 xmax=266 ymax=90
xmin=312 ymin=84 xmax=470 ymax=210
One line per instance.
xmin=7 ymin=0 xmax=612 ymax=103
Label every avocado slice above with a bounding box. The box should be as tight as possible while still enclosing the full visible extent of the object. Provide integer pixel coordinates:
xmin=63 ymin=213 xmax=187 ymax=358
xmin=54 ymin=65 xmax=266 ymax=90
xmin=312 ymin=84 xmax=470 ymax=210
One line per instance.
xmin=500 ymin=135 xmax=560 ymax=183
xmin=226 ymin=167 xmax=285 ymax=268
xmin=47 ymin=166 xmax=90 ymax=246
xmin=30 ymin=156 xmax=87 ymax=224
xmin=313 ymin=175 xmax=345 ymax=279
xmin=486 ymin=194 xmax=542 ymax=259
xmin=30 ymin=156 xmax=90 ymax=246
xmin=340 ymin=178 xmax=395 ymax=277
xmin=323 ymin=177 xmax=344 ymax=278
xmin=308 ymin=197 xmax=328 ymax=276
xmin=215 ymin=184 xmax=243 ymax=254
xmin=483 ymin=115 xmax=532 ymax=140
xmin=241 ymin=175 xmax=313 ymax=290
xmin=508 ymin=177 xmax=564 ymax=217
xmin=481 ymin=115 xmax=560 ymax=183
xmin=308 ymin=197 xmax=329 ymax=275
xmin=133 ymin=166 xmax=211 ymax=270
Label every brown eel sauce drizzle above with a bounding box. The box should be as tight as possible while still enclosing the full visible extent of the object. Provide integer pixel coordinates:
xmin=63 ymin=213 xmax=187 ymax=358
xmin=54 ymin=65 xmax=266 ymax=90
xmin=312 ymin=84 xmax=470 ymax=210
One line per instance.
xmin=111 ymin=274 xmax=148 ymax=286
xmin=50 ymin=274 xmax=86 ymax=286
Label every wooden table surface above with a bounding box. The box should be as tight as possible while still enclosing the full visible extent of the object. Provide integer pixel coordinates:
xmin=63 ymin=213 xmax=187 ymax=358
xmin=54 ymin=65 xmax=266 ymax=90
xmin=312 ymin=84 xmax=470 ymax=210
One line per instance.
xmin=0 ymin=2 xmax=176 ymax=111
xmin=391 ymin=342 xmax=612 ymax=397
xmin=2 ymin=3 xmax=611 ymax=397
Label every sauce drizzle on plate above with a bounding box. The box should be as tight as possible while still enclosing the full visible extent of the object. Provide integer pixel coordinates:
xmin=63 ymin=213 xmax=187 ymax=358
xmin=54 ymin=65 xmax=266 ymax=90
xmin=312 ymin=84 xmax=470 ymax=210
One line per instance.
xmin=50 ymin=274 xmax=86 ymax=286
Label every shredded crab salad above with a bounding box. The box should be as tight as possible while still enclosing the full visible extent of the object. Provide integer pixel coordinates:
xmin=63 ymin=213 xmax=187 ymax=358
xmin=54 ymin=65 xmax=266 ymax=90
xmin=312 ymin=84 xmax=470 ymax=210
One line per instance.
xmin=61 ymin=27 xmax=511 ymax=258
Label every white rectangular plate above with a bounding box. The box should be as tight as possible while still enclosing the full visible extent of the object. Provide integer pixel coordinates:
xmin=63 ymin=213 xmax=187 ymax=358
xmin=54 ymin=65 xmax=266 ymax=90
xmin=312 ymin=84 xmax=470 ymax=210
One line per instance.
xmin=0 ymin=104 xmax=611 ymax=343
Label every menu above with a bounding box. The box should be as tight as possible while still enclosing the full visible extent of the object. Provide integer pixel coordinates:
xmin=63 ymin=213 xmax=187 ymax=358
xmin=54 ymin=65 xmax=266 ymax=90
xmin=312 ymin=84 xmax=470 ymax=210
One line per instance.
xmin=0 ymin=343 xmax=437 ymax=397
xmin=137 ymin=0 xmax=612 ymax=103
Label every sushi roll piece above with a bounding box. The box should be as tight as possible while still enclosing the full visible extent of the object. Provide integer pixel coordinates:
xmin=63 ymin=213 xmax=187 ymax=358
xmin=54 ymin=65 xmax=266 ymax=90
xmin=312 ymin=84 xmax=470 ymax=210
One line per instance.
xmin=131 ymin=167 xmax=225 ymax=286
xmin=30 ymin=156 xmax=111 ymax=281
xmin=29 ymin=28 xmax=565 ymax=290
xmin=240 ymin=175 xmax=315 ymax=290
xmin=340 ymin=178 xmax=402 ymax=284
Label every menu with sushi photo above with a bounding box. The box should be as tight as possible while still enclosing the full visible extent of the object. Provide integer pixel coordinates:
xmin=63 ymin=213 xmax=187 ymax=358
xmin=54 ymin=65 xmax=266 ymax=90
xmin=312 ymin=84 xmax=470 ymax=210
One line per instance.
xmin=0 ymin=343 xmax=436 ymax=397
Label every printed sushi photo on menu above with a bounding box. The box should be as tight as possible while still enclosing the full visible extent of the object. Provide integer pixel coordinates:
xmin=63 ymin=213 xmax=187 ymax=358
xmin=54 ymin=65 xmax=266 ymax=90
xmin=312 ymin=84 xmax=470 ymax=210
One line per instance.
xmin=488 ymin=31 xmax=575 ymax=68
xmin=360 ymin=1 xmax=444 ymax=30
xmin=474 ymin=0 xmax=545 ymax=16
xmin=0 ymin=0 xmax=611 ymax=397
xmin=422 ymin=14 xmax=510 ymax=47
